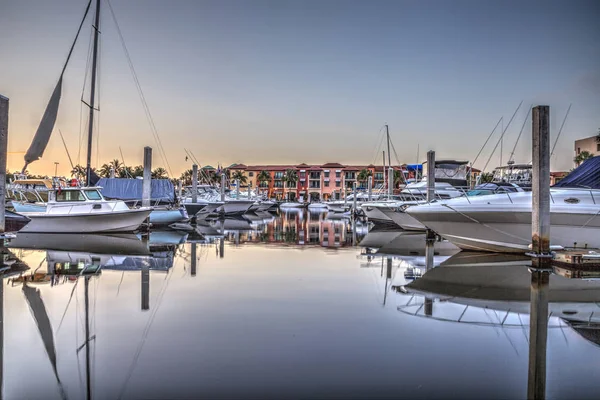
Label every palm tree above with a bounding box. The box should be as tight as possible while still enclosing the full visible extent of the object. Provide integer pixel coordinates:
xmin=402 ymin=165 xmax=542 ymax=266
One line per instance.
xmin=393 ymin=169 xmax=405 ymax=187
xmin=98 ymin=163 xmax=112 ymax=178
xmin=357 ymin=169 xmax=372 ymax=188
xmin=71 ymin=164 xmax=86 ymax=180
xmin=119 ymin=165 xmax=134 ymax=178
xmin=180 ymin=169 xmax=193 ymax=185
xmin=574 ymin=151 xmax=594 ymax=167
xmin=282 ymin=169 xmax=298 ymax=200
xmin=132 ymin=165 xmax=144 ymax=177
xmin=231 ymin=170 xmax=247 ymax=185
xmin=479 ymin=172 xmax=494 ymax=183
xmin=256 ymin=170 xmax=271 ymax=197
xmin=109 ymin=159 xmax=123 ymax=175
xmin=152 ymin=167 xmax=168 ymax=179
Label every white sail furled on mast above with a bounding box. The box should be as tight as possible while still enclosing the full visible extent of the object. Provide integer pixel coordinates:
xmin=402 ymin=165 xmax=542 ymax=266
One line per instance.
xmin=22 ymin=76 xmax=63 ymax=172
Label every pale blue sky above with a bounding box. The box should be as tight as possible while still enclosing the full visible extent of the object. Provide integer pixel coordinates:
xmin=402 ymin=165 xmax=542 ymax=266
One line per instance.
xmin=1 ymin=0 xmax=598 ymax=176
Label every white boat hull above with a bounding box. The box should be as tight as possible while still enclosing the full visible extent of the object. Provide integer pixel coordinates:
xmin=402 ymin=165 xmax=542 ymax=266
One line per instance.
xmin=19 ymin=208 xmax=152 ymax=233
xmin=407 ymin=189 xmax=600 ymax=253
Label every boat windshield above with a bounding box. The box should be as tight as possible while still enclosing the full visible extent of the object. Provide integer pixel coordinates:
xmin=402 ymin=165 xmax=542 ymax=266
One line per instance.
xmin=56 ymin=190 xmax=86 ymax=202
xmin=84 ymin=189 xmax=103 ymax=200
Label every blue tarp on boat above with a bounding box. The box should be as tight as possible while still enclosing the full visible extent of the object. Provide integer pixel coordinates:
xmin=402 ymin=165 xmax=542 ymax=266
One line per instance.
xmin=553 ymin=156 xmax=600 ymax=189
xmin=405 ymin=164 xmax=422 ymax=171
xmin=97 ymin=178 xmax=174 ymax=202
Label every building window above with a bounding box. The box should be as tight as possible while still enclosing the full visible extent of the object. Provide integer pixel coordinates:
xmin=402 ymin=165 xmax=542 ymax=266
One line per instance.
xmin=324 ymin=171 xmax=330 ymax=178
xmin=274 ymin=172 xmax=284 ymax=179
xmin=309 ymin=171 xmax=320 ymax=179
xmin=300 ymin=172 xmax=306 ymax=179
xmin=274 ymin=181 xmax=284 ymax=188
xmin=577 ymin=147 xmax=581 ymax=154
xmin=374 ymin=172 xmax=383 ymax=180
xmin=335 ymin=181 xmax=341 ymax=187
xmin=345 ymin=172 xmax=356 ymax=180
xmin=324 ymin=181 xmax=329 ymax=187
xmin=309 ymin=181 xmax=320 ymax=189
xmin=248 ymin=172 xmax=254 ymax=177
xmin=286 ymin=181 xmax=296 ymax=188
xmin=335 ymin=171 xmax=341 ymax=178
xmin=597 ymin=143 xmax=600 ymax=151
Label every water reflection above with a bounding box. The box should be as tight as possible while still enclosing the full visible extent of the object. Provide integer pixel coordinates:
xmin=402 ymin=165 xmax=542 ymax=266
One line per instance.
xmin=0 ymin=218 xmax=598 ymax=398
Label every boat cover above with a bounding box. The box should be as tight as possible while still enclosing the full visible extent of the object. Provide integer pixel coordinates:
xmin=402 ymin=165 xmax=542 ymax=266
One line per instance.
xmin=97 ymin=178 xmax=174 ymax=202
xmin=553 ymin=156 xmax=600 ymax=189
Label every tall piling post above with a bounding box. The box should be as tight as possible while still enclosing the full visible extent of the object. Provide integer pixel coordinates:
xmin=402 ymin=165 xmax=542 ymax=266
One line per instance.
xmin=383 ymin=257 xmax=392 ymax=305
xmin=221 ymin=174 xmax=226 ymax=202
xmin=177 ymin=180 xmax=183 ymax=202
xmin=192 ymin=164 xmax=198 ymax=203
xmin=0 ymin=95 xmax=8 ymax=234
xmin=527 ymin=105 xmax=551 ymax=400
xmin=235 ymin=179 xmax=240 ymax=199
xmin=141 ymin=264 xmax=150 ymax=311
xmin=142 ymin=146 xmax=152 ymax=208
xmin=426 ymin=151 xmax=435 ymax=203
xmin=191 ymin=242 xmax=197 ymax=277
xmin=367 ymin=176 xmax=373 ymax=201
xmin=425 ymin=151 xmax=437 ymax=241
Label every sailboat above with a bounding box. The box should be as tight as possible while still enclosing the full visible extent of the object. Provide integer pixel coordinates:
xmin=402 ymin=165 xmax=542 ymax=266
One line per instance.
xmin=17 ymin=0 xmax=151 ymax=233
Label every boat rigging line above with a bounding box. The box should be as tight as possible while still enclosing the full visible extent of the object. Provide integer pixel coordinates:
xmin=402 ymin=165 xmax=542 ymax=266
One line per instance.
xmin=58 ymin=129 xmax=75 ymax=169
xmin=468 ymin=116 xmax=503 ymax=176
xmin=481 ymin=101 xmax=523 ymax=173
xmin=507 ymin=105 xmax=533 ymax=165
xmin=551 ymin=103 xmax=572 ymax=157
xmin=106 ymin=0 xmax=173 ymax=178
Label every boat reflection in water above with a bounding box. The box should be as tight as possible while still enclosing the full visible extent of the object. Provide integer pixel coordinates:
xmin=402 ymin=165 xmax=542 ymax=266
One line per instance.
xmin=392 ymin=250 xmax=600 ymax=398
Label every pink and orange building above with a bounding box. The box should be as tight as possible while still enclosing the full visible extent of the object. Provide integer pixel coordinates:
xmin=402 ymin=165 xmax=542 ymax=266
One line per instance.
xmin=228 ymin=162 xmax=409 ymax=201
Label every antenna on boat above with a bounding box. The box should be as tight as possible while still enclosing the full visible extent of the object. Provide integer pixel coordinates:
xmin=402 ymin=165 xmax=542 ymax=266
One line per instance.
xmin=85 ymin=0 xmax=101 ymax=186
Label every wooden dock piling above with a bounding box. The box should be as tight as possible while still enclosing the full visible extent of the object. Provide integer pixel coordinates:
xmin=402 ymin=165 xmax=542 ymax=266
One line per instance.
xmin=192 ymin=164 xmax=198 ymax=203
xmin=0 ymin=95 xmax=8 ymax=234
xmin=142 ymin=146 xmax=152 ymax=208
xmin=527 ymin=105 xmax=551 ymax=400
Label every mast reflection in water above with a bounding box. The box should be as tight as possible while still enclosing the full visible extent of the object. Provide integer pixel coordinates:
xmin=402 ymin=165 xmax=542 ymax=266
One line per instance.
xmin=0 ymin=217 xmax=598 ymax=399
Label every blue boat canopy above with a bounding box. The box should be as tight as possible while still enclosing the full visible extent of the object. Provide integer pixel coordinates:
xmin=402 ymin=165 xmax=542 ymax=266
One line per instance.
xmin=97 ymin=178 xmax=175 ymax=202
xmin=405 ymin=164 xmax=422 ymax=171
xmin=553 ymin=156 xmax=600 ymax=189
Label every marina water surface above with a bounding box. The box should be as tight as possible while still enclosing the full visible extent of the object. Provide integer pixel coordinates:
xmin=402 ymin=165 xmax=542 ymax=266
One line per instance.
xmin=2 ymin=210 xmax=599 ymax=399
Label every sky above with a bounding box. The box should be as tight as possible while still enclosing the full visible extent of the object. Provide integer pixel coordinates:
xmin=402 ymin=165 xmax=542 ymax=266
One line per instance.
xmin=1 ymin=0 xmax=599 ymax=177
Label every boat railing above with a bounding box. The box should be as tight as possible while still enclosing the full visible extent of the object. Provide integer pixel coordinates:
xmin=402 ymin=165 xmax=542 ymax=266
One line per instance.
xmin=48 ymin=201 xmax=121 ymax=215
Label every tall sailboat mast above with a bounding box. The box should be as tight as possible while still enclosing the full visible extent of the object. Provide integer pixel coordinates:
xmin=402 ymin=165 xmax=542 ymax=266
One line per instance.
xmin=385 ymin=124 xmax=391 ymax=167
xmin=85 ymin=0 xmax=101 ymax=186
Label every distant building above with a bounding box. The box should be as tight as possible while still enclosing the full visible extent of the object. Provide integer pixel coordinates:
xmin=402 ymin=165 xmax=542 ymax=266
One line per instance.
xmin=574 ymin=135 xmax=600 ymax=166
xmin=225 ymin=162 xmax=407 ymax=201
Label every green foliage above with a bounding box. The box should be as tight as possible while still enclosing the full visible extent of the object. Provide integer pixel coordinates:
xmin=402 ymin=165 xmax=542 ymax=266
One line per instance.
xmin=479 ymin=172 xmax=494 ymax=183
xmin=231 ymin=170 xmax=248 ymax=184
xmin=574 ymin=151 xmax=594 ymax=166
xmin=357 ymin=169 xmax=372 ymax=184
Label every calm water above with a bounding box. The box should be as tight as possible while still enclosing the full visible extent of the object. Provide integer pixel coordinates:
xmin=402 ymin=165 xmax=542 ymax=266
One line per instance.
xmin=1 ymin=210 xmax=599 ymax=399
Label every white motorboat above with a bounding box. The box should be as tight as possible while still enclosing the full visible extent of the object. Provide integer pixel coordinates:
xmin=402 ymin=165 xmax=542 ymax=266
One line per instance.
xmin=401 ymin=181 xmax=464 ymax=199
xmin=406 ymin=188 xmax=600 ymax=253
xmin=18 ymin=187 xmax=152 ymax=233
